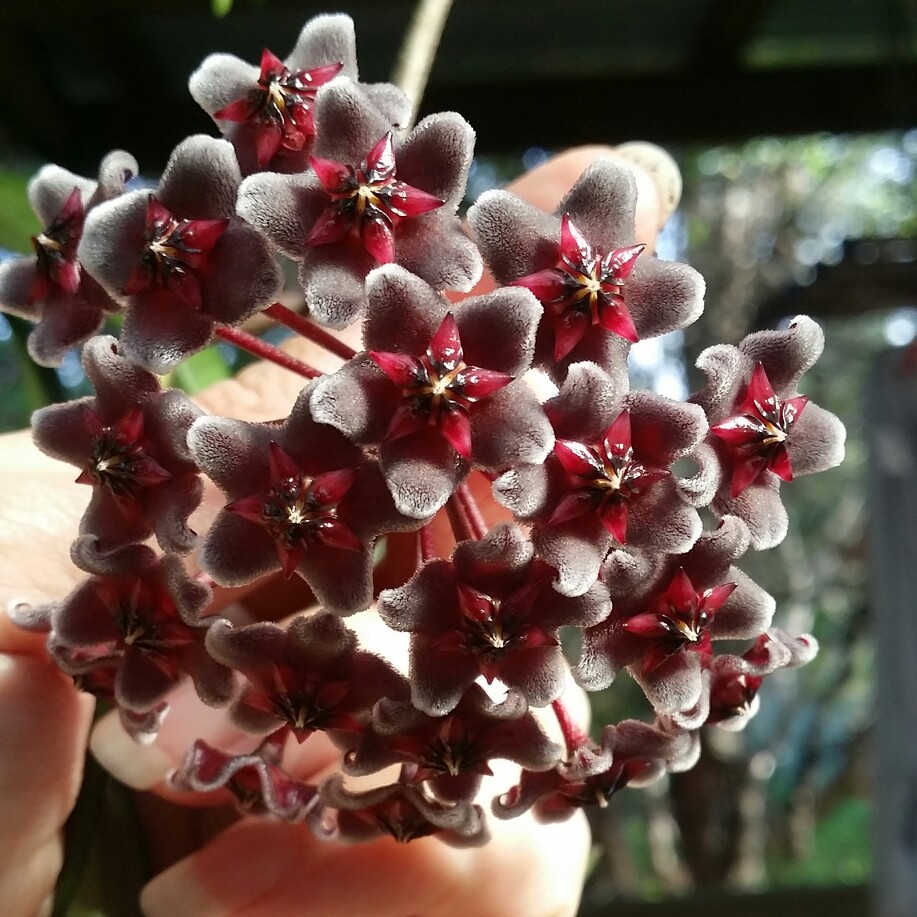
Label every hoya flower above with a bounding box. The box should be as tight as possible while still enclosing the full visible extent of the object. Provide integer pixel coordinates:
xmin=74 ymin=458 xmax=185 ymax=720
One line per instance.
xmin=468 ymin=158 xmax=704 ymax=379
xmin=321 ymin=775 xmax=488 ymax=847
xmin=72 ymin=665 xmax=169 ymax=744
xmin=692 ymin=316 xmax=846 ymax=549
xmin=710 ymin=364 xmax=808 ymax=495
xmin=495 ymin=361 xmax=711 ymax=597
xmin=577 ymin=516 xmax=774 ymax=715
xmin=671 ymin=628 xmax=819 ymax=732
xmin=312 ymin=265 xmax=552 ymax=518
xmin=173 ymin=731 xmax=320 ymax=823
xmin=46 ymin=541 xmax=232 ymax=735
xmin=378 ymin=524 xmax=610 ymax=715
xmin=0 ymin=150 xmax=136 ymax=366
xmin=494 ymin=720 xmax=697 ymax=823
xmin=306 ymin=132 xmax=446 ymax=265
xmin=32 ymin=336 xmax=203 ymax=554
xmin=78 ymin=135 xmax=282 ymax=372
xmin=344 ymin=685 xmax=561 ymax=803
xmin=189 ymin=382 xmax=420 ymax=614
xmin=238 ymin=78 xmax=481 ymax=328
xmin=189 ymin=13 xmax=410 ymax=175
xmin=204 ymin=612 xmax=408 ymax=743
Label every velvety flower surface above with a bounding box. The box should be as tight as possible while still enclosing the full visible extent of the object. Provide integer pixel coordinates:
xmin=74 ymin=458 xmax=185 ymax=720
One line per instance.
xmin=189 ymin=382 xmax=420 ymax=614
xmin=205 ymin=612 xmax=408 ymax=741
xmin=321 ymin=775 xmax=488 ymax=847
xmin=78 ymin=135 xmax=282 ymax=372
xmin=691 ymin=316 xmax=845 ymax=549
xmin=189 ymin=13 xmax=410 ymax=175
xmin=494 ymin=361 xmax=710 ymax=597
xmin=379 ymin=524 xmax=610 ymax=715
xmin=577 ymin=516 xmax=774 ymax=715
xmin=311 ymin=265 xmax=552 ymax=518
xmin=0 ymin=151 xmax=137 ymax=365
xmin=46 ymin=542 xmax=232 ymax=737
xmin=494 ymin=720 xmax=697 ymax=823
xmin=172 ymin=731 xmax=320 ymax=823
xmin=32 ymin=336 xmax=203 ymax=554
xmin=468 ymin=158 xmax=705 ymax=379
xmin=344 ymin=685 xmax=561 ymax=803
xmin=237 ymin=78 xmax=481 ymax=327
xmin=670 ymin=627 xmax=819 ymax=732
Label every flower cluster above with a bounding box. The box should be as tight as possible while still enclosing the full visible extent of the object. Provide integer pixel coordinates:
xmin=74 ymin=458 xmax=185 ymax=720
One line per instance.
xmin=6 ymin=12 xmax=844 ymax=849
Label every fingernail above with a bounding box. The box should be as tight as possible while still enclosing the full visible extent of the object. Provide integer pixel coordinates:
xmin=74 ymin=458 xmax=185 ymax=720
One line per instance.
xmin=615 ymin=141 xmax=683 ymax=227
xmin=141 ymin=858 xmax=229 ymax=917
xmin=90 ymin=711 xmax=174 ymax=789
xmin=141 ymin=821 xmax=298 ymax=917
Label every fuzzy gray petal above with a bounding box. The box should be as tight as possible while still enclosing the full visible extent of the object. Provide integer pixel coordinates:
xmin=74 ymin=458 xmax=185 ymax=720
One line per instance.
xmin=558 ymin=158 xmax=637 ymax=250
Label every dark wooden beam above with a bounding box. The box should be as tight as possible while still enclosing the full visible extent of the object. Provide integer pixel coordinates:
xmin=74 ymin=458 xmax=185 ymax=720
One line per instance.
xmin=419 ymin=62 xmax=917 ymax=153
xmin=689 ymin=0 xmax=776 ymax=69
xmin=759 ymin=239 xmax=917 ymax=325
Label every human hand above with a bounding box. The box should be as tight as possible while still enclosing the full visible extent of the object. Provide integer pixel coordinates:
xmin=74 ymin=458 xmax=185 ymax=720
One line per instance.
xmin=0 ymin=143 xmax=675 ymax=917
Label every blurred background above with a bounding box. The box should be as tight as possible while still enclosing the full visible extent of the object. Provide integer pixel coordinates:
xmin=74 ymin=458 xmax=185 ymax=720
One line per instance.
xmin=1 ymin=1 xmax=915 ymax=914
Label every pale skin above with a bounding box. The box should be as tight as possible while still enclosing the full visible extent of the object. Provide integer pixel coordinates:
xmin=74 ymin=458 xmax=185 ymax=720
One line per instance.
xmin=0 ymin=147 xmax=668 ymax=917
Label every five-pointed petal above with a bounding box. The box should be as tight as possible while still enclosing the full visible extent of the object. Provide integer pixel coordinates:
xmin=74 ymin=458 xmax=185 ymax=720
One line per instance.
xmin=710 ymin=363 xmax=808 ymax=497
xmin=225 ymin=441 xmax=361 ymax=579
xmin=306 ymin=132 xmax=444 ymax=264
xmin=370 ymin=312 xmax=513 ymax=461
xmin=122 ymin=195 xmax=229 ymax=310
xmin=214 ymin=49 xmax=343 ymax=168
xmin=550 ymin=410 xmax=670 ymax=542
xmin=622 ymin=568 xmax=737 ymax=675
xmin=512 ymin=214 xmax=643 ymax=359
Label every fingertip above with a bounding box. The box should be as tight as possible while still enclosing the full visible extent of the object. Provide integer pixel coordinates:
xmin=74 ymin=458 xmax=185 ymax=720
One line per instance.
xmin=140 ymin=818 xmax=300 ymax=917
xmin=90 ymin=711 xmax=176 ymax=790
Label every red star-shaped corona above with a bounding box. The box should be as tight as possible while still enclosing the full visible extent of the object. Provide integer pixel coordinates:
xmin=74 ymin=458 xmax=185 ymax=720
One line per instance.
xmin=74 ymin=404 xmax=172 ymax=512
xmin=370 ymin=312 xmax=513 ymax=461
xmin=513 ymin=214 xmax=644 ymax=360
xmin=550 ymin=410 xmax=670 ymax=542
xmin=226 ymin=441 xmax=360 ymax=578
xmin=29 ymin=187 xmax=85 ymax=305
xmin=214 ymin=49 xmax=343 ymax=168
xmin=710 ymin=363 xmax=808 ymax=497
xmin=122 ymin=195 xmax=229 ymax=310
xmin=305 ymin=132 xmax=445 ymax=264
xmin=623 ymin=569 xmax=737 ymax=675
xmin=431 ymin=579 xmax=559 ymax=685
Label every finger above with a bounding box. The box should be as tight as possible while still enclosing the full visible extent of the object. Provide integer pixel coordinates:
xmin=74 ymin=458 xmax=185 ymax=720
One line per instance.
xmin=140 ymin=804 xmax=589 ymax=917
xmin=0 ymin=615 xmax=94 ymax=915
xmin=0 ymin=430 xmax=86 ymax=611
